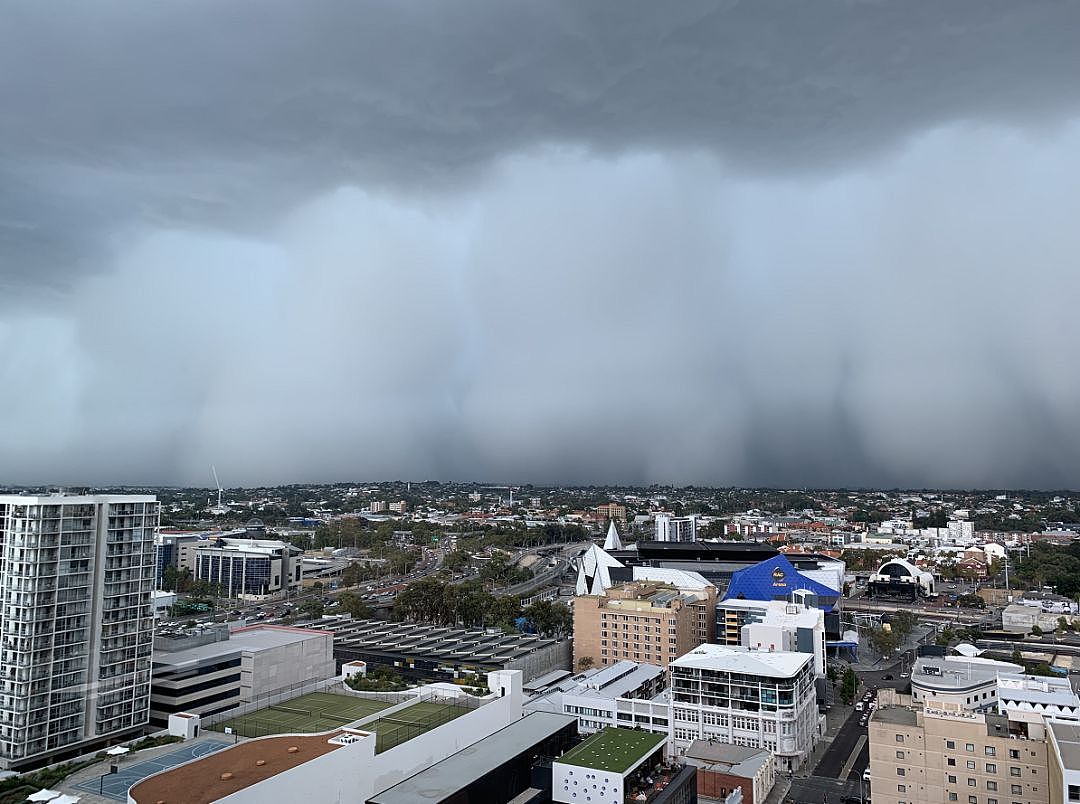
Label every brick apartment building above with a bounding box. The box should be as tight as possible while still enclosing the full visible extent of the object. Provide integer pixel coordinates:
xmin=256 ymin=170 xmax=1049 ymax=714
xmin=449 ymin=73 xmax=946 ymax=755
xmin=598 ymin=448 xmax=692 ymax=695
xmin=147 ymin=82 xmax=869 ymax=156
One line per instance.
xmin=573 ymin=580 xmax=716 ymax=670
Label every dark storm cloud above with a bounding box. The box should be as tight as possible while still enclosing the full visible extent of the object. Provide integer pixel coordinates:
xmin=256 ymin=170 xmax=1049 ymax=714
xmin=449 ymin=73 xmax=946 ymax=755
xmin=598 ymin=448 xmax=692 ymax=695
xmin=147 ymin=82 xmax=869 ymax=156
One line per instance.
xmin=4 ymin=0 xmax=1080 ymax=283
xmin=2 ymin=2 xmax=1080 ymax=488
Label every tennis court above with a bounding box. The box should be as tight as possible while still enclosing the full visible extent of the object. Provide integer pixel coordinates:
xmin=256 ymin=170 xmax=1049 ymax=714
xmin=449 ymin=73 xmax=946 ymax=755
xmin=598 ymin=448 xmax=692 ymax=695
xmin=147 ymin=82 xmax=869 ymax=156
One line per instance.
xmin=212 ymin=691 xmax=393 ymax=738
xmin=365 ymin=700 xmax=472 ymax=753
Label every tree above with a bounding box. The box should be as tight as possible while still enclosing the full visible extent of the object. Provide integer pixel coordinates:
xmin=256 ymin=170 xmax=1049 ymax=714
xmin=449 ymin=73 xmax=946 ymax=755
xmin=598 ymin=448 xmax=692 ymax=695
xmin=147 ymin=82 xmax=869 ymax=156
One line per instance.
xmin=840 ymin=666 xmax=858 ymax=704
xmin=188 ymin=578 xmax=216 ymax=603
xmin=869 ymin=625 xmax=900 ymax=657
xmin=524 ymin=600 xmax=574 ymax=639
xmin=1031 ymin=625 xmax=1043 ymax=637
xmin=890 ymin=610 xmax=918 ymax=638
xmin=300 ymin=598 xmax=325 ymax=620
xmin=935 ymin=627 xmax=955 ymax=647
xmin=577 ymin=656 xmax=595 ymax=672
xmin=958 ymin=593 xmax=986 ymax=609
xmin=338 ymin=592 xmax=373 ymax=620
xmin=443 ymin=549 xmax=471 ymax=573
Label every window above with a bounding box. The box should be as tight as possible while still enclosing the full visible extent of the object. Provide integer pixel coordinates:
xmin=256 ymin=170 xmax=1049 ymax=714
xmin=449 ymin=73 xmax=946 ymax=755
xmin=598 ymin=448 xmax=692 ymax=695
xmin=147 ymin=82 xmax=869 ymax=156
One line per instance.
xmin=898 ymin=785 xmax=907 ymax=793
xmin=897 ymin=750 xmax=906 ymax=759
xmin=988 ymin=799 xmax=998 ymax=804
xmin=949 ymin=776 xmax=958 ymax=784
xmin=948 ymin=740 xmax=957 ymax=749
xmin=986 ymin=764 xmax=996 ymax=774
xmin=1010 ymin=768 xmax=1021 ymax=777
xmin=897 ymin=768 xmax=906 ymax=777
xmin=896 ymin=734 xmax=905 ymax=743
xmin=969 ymin=797 xmax=978 ymax=804
xmin=966 ymin=744 xmax=976 ymax=753
xmin=1011 ymin=785 xmax=1022 ymax=795
xmin=969 ymin=778 xmax=977 ymax=787
xmin=948 ymin=758 xmax=957 ymax=766
xmin=987 ymin=782 xmax=997 ymax=792
xmin=986 ymin=747 xmax=996 ymax=757
xmin=1069 ymin=785 xmax=1080 ymax=802
xmin=949 ymin=795 xmax=958 ymax=802
xmin=967 ymin=761 xmax=976 ymax=770
xmin=1009 ymin=750 xmax=1020 ymax=760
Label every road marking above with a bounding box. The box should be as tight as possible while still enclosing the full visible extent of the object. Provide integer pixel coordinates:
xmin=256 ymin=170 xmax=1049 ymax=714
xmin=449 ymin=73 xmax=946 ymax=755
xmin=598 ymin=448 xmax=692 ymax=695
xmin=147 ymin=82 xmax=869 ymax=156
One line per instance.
xmin=840 ymin=734 xmax=867 ymax=779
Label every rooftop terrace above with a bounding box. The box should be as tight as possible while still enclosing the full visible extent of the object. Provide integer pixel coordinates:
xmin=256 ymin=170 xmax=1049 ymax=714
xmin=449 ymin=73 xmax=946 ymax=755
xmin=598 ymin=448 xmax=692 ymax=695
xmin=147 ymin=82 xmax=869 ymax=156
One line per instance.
xmin=557 ymin=728 xmax=665 ymax=775
xmin=129 ymin=730 xmax=356 ymax=804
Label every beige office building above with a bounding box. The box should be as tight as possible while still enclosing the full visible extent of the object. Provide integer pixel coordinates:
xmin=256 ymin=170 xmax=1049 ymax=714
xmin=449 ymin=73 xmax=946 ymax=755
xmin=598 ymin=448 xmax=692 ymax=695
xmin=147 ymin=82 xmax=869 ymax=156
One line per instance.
xmin=869 ymin=690 xmax=1050 ymax=804
xmin=573 ymin=580 xmax=715 ymax=670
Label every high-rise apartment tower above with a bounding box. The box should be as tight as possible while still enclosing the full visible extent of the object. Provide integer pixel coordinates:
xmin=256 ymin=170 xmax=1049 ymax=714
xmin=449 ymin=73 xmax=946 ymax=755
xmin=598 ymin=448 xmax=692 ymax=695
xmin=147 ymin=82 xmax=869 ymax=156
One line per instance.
xmin=0 ymin=494 xmax=158 ymax=767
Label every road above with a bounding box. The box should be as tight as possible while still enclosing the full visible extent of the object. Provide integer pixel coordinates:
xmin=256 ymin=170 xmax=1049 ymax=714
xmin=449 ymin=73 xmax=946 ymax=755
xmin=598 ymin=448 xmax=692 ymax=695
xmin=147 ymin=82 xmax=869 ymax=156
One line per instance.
xmin=811 ymin=661 xmax=910 ymax=780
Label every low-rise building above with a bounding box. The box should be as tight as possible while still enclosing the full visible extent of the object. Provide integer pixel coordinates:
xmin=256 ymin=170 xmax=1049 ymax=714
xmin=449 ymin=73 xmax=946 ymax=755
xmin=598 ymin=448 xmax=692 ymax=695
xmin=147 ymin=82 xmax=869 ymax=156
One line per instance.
xmin=909 ymin=656 xmax=1022 ymax=712
xmin=150 ymin=624 xmax=335 ymax=726
xmin=131 ymin=670 xmax=533 ymax=804
xmin=682 ymin=741 xmax=774 ymax=804
xmin=996 ymin=673 xmax=1080 ymax=724
xmin=309 ymin=618 xmax=571 ymax=683
xmin=1002 ymin=603 xmax=1073 ymax=634
xmin=193 ymin=538 xmax=303 ymax=599
xmin=524 ymin=660 xmax=668 ymax=735
xmin=553 ymin=728 xmax=696 ymax=804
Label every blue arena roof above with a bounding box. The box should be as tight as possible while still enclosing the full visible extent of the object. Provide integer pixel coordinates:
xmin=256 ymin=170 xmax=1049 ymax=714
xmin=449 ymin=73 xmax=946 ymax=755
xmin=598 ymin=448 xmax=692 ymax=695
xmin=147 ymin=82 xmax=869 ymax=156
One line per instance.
xmin=723 ymin=555 xmax=838 ymax=610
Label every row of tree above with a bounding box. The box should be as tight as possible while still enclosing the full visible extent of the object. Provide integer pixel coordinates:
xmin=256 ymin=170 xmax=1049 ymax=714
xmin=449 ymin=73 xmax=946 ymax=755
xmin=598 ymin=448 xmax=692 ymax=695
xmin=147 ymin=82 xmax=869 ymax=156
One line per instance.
xmin=391 ymin=576 xmax=571 ymax=636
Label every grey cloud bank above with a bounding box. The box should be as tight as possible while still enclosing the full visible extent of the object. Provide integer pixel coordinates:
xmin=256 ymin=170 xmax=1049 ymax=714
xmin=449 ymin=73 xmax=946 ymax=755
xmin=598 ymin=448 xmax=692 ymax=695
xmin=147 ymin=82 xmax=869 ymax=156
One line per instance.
xmin=1 ymin=2 xmax=1079 ymax=488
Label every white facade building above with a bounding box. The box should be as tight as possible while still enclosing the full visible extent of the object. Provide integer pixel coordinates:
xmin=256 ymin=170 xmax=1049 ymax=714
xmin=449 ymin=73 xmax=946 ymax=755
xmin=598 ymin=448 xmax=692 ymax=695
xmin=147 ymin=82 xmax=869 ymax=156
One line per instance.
xmin=655 ymin=514 xmax=697 ymax=543
xmin=525 ymin=660 xmax=668 ymax=736
xmin=0 ymin=494 xmax=159 ymax=767
xmin=909 ymin=656 xmax=1022 ymax=711
xmin=193 ymin=538 xmax=302 ymax=599
xmin=996 ymin=673 xmax=1080 ymax=726
xmin=947 ymin=519 xmax=976 ymax=543
xmin=669 ymin=644 xmax=821 ymax=771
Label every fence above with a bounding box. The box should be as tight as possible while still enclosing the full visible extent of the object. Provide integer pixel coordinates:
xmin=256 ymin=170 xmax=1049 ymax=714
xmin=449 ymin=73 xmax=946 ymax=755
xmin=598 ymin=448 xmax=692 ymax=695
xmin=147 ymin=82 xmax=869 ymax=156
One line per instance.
xmin=198 ymin=676 xmax=348 ymax=727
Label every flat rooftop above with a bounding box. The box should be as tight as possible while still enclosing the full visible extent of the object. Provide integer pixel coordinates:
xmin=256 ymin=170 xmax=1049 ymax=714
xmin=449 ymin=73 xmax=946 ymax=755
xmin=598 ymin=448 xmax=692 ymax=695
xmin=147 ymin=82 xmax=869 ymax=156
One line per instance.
xmin=670 ymin=643 xmax=811 ymax=677
xmin=557 ymin=728 xmax=665 ymax=775
xmin=154 ymin=625 xmax=328 ymax=667
xmin=1049 ymin=720 xmax=1080 ymax=771
xmin=129 ymin=730 xmax=354 ymax=804
xmin=370 ymin=712 xmax=576 ymax=804
xmin=310 ymin=618 xmax=564 ymax=665
xmin=872 ymin=706 xmax=919 ymax=727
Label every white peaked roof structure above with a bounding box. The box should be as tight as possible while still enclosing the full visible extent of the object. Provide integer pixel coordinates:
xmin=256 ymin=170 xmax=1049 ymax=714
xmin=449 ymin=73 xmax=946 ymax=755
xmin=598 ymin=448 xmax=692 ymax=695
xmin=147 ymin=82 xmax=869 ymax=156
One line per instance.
xmin=603 ymin=520 xmax=623 ymax=551
xmin=575 ymin=544 xmax=624 ymax=596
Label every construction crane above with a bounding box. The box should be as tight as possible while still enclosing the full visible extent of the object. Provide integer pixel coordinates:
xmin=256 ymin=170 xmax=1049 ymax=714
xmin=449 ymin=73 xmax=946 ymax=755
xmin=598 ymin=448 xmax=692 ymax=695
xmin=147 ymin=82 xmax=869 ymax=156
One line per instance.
xmin=209 ymin=465 xmax=230 ymax=515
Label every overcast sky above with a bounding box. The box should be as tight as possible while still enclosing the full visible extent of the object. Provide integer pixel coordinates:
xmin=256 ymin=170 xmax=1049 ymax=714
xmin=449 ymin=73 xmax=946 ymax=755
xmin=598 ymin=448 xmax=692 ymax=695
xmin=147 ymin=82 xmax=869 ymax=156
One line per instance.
xmin=3 ymin=1 xmax=1080 ymax=489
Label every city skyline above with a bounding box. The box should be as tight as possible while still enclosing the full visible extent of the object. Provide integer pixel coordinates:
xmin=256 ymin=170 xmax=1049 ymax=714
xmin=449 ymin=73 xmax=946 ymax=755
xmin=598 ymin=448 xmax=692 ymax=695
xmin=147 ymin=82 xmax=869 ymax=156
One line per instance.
xmin=4 ymin=3 xmax=1080 ymax=488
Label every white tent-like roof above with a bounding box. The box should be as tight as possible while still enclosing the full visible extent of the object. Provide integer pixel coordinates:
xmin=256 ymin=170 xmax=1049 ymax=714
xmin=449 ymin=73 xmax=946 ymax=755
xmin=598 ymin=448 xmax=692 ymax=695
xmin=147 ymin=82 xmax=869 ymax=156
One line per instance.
xmin=602 ymin=520 xmax=622 ymax=551
xmin=575 ymin=544 xmax=624 ymax=596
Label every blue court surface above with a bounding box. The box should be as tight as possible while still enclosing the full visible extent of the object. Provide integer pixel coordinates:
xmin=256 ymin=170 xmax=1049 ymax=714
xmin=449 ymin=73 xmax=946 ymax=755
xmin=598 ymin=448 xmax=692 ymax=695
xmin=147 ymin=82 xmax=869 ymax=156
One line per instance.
xmin=72 ymin=739 xmax=231 ymax=802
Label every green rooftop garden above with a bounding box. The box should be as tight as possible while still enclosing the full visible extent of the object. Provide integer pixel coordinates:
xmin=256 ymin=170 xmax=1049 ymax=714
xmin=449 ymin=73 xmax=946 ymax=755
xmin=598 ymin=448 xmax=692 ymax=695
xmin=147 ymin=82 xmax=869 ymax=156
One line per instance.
xmin=557 ymin=728 xmax=666 ymax=774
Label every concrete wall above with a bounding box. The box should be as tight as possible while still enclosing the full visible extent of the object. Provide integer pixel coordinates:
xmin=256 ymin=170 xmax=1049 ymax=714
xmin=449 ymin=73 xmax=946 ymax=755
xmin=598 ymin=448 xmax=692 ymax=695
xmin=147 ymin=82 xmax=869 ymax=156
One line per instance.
xmin=507 ymin=638 xmax=572 ymax=681
xmin=553 ymin=761 xmax=623 ymax=804
xmin=241 ymin=633 xmax=335 ymax=701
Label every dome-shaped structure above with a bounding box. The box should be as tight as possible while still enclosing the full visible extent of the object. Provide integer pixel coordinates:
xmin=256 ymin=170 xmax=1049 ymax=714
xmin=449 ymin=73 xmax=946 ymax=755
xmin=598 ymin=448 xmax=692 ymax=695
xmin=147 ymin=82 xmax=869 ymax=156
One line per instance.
xmin=868 ymin=557 xmax=935 ymax=599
